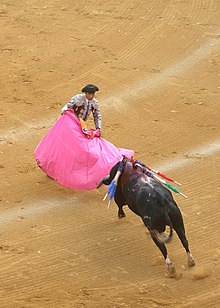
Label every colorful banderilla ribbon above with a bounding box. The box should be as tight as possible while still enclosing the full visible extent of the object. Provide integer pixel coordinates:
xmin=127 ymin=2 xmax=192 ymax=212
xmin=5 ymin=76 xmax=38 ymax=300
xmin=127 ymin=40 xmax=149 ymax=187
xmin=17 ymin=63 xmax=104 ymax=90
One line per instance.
xmin=152 ymin=173 xmax=187 ymax=198
xmin=146 ymin=166 xmax=181 ymax=186
xmin=103 ymin=158 xmax=124 ymax=208
xmin=135 ymin=161 xmax=187 ymax=198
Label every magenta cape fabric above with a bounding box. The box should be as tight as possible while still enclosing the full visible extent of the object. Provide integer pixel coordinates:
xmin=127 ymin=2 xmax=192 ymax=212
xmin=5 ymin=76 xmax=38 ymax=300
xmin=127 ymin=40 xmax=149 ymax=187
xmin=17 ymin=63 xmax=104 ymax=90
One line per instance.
xmin=34 ymin=111 xmax=134 ymax=190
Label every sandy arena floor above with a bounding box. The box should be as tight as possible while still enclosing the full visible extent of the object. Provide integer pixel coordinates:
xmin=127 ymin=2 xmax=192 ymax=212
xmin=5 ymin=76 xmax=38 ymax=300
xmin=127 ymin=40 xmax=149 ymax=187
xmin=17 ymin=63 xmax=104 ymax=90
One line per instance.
xmin=0 ymin=0 xmax=220 ymax=307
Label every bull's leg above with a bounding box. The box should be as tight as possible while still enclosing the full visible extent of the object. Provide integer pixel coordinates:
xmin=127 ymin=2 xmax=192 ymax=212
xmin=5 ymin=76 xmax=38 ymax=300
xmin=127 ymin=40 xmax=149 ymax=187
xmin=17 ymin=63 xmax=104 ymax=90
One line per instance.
xmin=150 ymin=231 xmax=176 ymax=277
xmin=114 ymin=194 xmax=126 ymax=219
xmin=170 ymin=207 xmax=196 ymax=268
xmin=118 ymin=205 xmax=126 ymax=219
xmin=174 ymin=227 xmax=195 ymax=267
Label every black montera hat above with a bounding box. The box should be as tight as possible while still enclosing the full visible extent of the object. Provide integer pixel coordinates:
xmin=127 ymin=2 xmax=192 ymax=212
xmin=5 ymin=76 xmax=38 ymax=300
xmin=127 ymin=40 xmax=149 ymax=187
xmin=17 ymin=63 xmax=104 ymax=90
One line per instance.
xmin=82 ymin=84 xmax=99 ymax=93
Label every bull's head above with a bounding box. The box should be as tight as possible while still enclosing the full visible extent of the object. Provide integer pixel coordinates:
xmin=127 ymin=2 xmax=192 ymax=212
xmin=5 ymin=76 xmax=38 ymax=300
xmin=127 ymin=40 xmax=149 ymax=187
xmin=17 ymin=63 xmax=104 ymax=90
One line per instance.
xmin=96 ymin=156 xmax=130 ymax=189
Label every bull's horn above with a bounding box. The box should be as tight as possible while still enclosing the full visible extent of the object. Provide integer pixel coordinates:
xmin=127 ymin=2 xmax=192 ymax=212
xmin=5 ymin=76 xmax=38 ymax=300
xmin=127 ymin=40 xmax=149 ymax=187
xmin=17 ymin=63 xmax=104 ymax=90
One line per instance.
xmin=96 ymin=180 xmax=103 ymax=189
xmin=97 ymin=175 xmax=111 ymax=189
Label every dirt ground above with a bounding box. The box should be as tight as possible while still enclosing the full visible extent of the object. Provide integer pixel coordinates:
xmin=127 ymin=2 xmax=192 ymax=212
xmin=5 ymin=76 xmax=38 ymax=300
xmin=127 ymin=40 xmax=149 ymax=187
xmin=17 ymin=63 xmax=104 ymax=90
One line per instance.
xmin=1 ymin=0 xmax=220 ymax=307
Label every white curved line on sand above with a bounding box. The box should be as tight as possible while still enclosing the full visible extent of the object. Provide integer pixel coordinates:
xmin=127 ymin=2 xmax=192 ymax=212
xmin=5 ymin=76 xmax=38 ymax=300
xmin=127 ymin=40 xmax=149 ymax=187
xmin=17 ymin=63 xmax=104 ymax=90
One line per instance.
xmin=119 ymin=35 xmax=220 ymax=100
xmin=1 ymin=32 xmax=219 ymax=143
xmin=156 ymin=139 xmax=220 ymax=172
xmin=0 ymin=138 xmax=220 ymax=225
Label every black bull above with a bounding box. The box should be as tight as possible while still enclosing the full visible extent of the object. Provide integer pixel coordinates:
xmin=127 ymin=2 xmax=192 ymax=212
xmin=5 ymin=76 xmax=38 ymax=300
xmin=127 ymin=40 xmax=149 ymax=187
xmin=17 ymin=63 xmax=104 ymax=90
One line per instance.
xmin=97 ymin=158 xmax=195 ymax=276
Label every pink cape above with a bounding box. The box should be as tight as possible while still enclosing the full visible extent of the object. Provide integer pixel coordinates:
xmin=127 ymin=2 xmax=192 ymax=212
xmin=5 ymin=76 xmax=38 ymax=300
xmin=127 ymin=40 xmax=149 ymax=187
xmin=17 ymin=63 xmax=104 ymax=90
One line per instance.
xmin=34 ymin=111 xmax=134 ymax=190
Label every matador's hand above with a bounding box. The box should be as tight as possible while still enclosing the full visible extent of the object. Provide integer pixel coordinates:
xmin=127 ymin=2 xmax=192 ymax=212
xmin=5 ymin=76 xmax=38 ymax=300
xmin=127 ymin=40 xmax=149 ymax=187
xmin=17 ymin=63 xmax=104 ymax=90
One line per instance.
xmin=97 ymin=129 xmax=102 ymax=137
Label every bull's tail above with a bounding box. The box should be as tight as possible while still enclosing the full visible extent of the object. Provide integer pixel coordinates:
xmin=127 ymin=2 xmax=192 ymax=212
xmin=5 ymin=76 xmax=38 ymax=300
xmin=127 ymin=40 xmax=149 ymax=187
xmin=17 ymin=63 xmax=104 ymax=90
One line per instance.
xmin=149 ymin=188 xmax=174 ymax=243
xmin=152 ymin=212 xmax=173 ymax=244
xmin=152 ymin=226 xmax=173 ymax=243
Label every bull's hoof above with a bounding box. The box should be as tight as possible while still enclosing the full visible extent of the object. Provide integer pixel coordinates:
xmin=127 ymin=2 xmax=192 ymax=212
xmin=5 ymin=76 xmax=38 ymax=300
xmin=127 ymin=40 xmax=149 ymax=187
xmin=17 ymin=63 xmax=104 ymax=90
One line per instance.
xmin=188 ymin=253 xmax=195 ymax=267
xmin=118 ymin=212 xmax=126 ymax=219
xmin=166 ymin=263 xmax=176 ymax=278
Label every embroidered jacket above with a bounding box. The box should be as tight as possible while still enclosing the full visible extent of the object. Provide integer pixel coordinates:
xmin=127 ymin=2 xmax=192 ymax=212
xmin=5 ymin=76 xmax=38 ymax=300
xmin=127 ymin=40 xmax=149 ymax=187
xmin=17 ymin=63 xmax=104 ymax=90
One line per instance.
xmin=61 ymin=94 xmax=102 ymax=129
